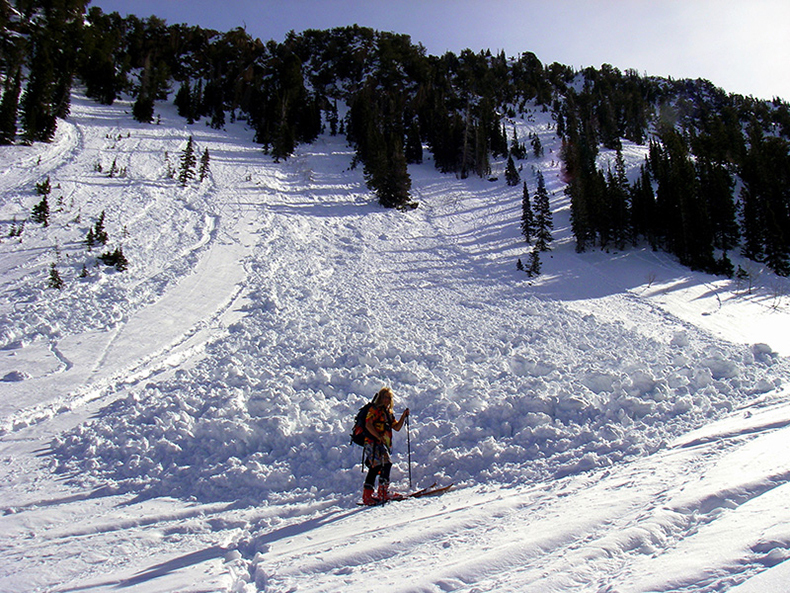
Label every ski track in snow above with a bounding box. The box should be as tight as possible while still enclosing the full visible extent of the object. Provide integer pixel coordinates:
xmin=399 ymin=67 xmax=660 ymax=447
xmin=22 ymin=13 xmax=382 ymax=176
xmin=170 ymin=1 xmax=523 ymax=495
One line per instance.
xmin=0 ymin=96 xmax=789 ymax=592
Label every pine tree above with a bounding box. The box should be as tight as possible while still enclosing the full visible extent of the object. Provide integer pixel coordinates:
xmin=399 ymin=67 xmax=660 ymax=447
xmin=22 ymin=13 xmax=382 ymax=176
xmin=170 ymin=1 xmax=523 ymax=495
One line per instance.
xmin=179 ymin=136 xmax=197 ymax=186
xmin=533 ymin=170 xmax=553 ymax=251
xmin=204 ymin=80 xmax=226 ymax=130
xmin=510 ymin=125 xmax=526 ymax=160
xmin=0 ymin=68 xmax=21 ymax=145
xmin=697 ymin=157 xmax=738 ymax=251
xmin=21 ymin=38 xmax=58 ymax=143
xmin=528 ymin=246 xmax=542 ymax=276
xmin=174 ymin=81 xmax=193 ymax=121
xmin=48 ymin=263 xmax=64 ymax=289
xmin=36 ymin=177 xmax=52 ymax=196
xmin=31 ymin=196 xmax=50 ymax=226
xmin=133 ymin=94 xmax=155 ymax=123
xmin=611 ymin=146 xmax=630 ymax=248
xmin=531 ymin=133 xmax=543 ymax=158
xmin=113 ymin=247 xmax=129 ymax=272
xmin=349 ymin=82 xmax=413 ymax=209
xmin=199 ymin=147 xmax=210 ymax=182
xmin=98 ymin=247 xmax=129 ymax=271
xmin=9 ymin=218 xmax=24 ymax=238
xmin=561 ymin=111 xmax=600 ymax=252
xmin=505 ymin=154 xmax=520 ymax=186
xmin=133 ymin=54 xmax=157 ymax=123
xmin=405 ymin=122 xmax=423 ymax=164
xmin=630 ymin=164 xmax=656 ymax=248
xmin=520 ymin=181 xmax=534 ymax=242
xmin=93 ymin=211 xmax=108 ymax=245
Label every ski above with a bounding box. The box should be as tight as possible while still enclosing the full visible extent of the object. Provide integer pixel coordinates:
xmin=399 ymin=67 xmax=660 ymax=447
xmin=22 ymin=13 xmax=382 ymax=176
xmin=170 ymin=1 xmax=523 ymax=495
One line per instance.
xmin=403 ymin=482 xmax=437 ymax=499
xmin=358 ymin=482 xmax=453 ymax=506
xmin=409 ymin=483 xmax=453 ymax=498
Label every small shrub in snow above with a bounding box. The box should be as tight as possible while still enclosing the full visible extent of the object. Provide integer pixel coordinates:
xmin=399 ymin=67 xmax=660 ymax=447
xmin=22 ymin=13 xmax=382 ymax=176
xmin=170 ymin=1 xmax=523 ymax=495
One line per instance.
xmin=8 ymin=218 xmax=23 ymax=237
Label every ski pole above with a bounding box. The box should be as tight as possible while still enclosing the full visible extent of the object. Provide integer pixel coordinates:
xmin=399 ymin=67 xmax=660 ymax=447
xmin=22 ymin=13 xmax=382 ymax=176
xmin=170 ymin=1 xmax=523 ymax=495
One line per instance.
xmin=407 ymin=413 xmax=412 ymax=490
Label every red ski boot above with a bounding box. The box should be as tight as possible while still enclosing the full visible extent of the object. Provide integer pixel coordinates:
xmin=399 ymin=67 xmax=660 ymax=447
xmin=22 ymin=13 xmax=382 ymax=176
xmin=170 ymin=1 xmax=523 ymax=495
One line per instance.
xmin=362 ymin=486 xmax=380 ymax=506
xmin=377 ymin=482 xmax=404 ymax=501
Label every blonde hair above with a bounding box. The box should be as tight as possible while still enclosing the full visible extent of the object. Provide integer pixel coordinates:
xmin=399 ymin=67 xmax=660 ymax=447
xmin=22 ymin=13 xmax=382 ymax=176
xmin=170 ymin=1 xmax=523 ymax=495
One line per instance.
xmin=373 ymin=387 xmax=394 ymax=413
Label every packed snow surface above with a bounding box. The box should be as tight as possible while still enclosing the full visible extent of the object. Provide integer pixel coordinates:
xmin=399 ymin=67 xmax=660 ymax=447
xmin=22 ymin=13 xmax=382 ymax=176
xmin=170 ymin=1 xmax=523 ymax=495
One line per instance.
xmin=1 ymin=93 xmax=790 ymax=592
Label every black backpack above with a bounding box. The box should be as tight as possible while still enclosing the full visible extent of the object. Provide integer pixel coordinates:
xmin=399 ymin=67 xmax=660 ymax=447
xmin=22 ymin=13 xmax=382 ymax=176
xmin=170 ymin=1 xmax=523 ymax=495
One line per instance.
xmin=350 ymin=401 xmax=374 ymax=446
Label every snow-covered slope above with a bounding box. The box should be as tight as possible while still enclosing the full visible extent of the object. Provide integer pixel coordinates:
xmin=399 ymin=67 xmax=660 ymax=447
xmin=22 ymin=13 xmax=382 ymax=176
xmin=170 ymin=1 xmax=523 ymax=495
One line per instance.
xmin=1 ymin=94 xmax=789 ymax=592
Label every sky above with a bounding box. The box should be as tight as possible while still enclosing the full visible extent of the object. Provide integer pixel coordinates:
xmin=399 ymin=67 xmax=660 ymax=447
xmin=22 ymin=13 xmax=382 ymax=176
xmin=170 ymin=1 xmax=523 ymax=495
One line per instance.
xmin=88 ymin=0 xmax=790 ymax=101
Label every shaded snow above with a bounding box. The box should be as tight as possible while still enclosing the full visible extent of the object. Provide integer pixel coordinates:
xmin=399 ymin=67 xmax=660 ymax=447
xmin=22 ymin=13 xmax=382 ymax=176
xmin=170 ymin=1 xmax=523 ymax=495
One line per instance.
xmin=0 ymin=93 xmax=789 ymax=592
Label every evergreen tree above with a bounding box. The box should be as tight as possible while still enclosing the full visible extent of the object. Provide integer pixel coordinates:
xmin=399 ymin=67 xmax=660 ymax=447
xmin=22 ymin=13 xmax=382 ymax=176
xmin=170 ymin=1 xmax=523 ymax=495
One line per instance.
xmin=630 ymin=164 xmax=656 ymax=248
xmin=505 ymin=154 xmax=520 ymax=186
xmin=405 ymin=121 xmax=423 ymax=164
xmin=21 ymin=39 xmax=58 ymax=143
xmin=531 ymin=132 xmax=543 ymax=158
xmin=349 ymin=81 xmax=413 ymax=209
xmin=613 ymin=146 xmax=629 ymax=234
xmin=520 ymin=181 xmax=534 ymax=242
xmin=533 ymin=170 xmax=553 ymax=251
xmin=649 ymin=127 xmax=715 ymax=271
xmin=0 ymin=68 xmax=21 ymax=144
xmin=92 ymin=211 xmax=108 ymax=245
xmin=36 ymin=177 xmax=52 ymax=196
xmin=604 ymin=147 xmax=630 ymax=249
xmin=133 ymin=50 xmax=167 ymax=123
xmin=179 ymin=136 xmax=197 ymax=185
xmin=48 ymin=263 xmax=64 ymax=289
xmin=697 ymin=157 xmax=738 ymax=251
xmin=31 ymin=196 xmax=50 ymax=226
xmin=328 ymin=100 xmax=339 ymax=136
xmin=19 ymin=0 xmax=88 ymax=143
xmin=79 ymin=7 xmax=123 ymax=105
xmin=113 ymin=247 xmax=129 ymax=271
xmin=174 ymin=81 xmax=193 ymax=121
xmin=739 ymin=128 xmax=790 ymax=275
xmin=561 ymin=107 xmax=600 ymax=252
xmin=99 ymin=247 xmax=129 ymax=271
xmin=204 ymin=81 xmax=225 ymax=130
xmin=510 ymin=125 xmax=526 ymax=160
xmin=528 ymin=246 xmax=542 ymax=276
xmin=133 ymin=93 xmax=155 ymax=123
xmin=199 ymin=148 xmax=211 ymax=182
xmin=9 ymin=218 xmax=23 ymax=238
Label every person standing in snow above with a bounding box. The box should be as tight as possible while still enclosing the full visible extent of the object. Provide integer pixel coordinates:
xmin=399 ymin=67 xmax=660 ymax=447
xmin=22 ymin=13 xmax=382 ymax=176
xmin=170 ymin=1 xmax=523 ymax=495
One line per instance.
xmin=362 ymin=387 xmax=409 ymax=505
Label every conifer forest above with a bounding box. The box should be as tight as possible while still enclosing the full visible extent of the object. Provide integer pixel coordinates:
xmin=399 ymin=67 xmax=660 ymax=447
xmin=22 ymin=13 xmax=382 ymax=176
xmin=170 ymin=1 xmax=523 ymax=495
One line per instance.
xmin=3 ymin=1 xmax=790 ymax=276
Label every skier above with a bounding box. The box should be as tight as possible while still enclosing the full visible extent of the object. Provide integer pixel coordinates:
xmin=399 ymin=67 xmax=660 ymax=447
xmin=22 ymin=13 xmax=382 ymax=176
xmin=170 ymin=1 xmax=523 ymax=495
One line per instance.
xmin=362 ymin=387 xmax=410 ymax=505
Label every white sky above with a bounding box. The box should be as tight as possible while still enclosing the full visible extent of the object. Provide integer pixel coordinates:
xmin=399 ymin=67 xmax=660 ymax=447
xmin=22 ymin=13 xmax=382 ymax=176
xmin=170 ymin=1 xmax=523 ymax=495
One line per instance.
xmin=89 ymin=0 xmax=790 ymax=101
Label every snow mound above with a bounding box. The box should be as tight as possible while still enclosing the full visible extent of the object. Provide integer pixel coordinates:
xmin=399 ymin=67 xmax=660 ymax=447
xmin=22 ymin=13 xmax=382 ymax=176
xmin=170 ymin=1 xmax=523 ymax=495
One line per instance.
xmin=52 ymin=293 xmax=784 ymax=502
